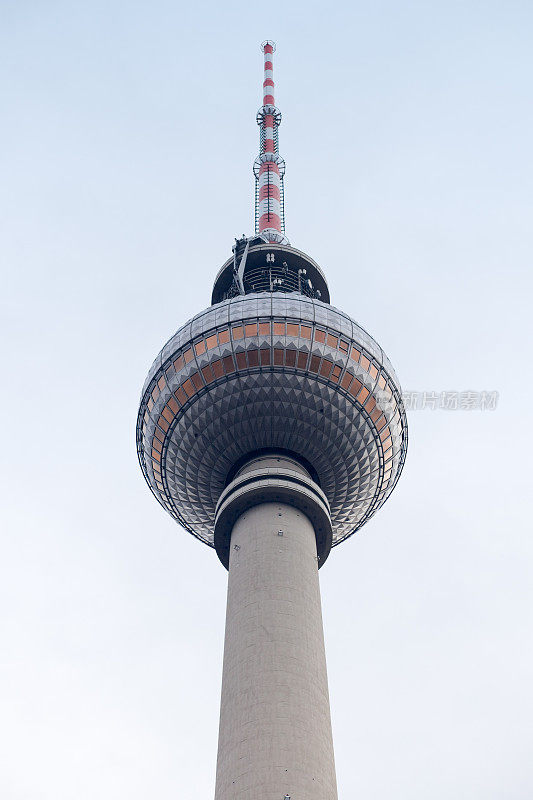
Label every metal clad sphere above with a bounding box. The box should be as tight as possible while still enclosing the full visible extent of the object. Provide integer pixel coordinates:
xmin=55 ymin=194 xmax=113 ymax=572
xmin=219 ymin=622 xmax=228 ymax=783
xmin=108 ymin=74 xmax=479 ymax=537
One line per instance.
xmin=137 ymin=293 xmax=408 ymax=550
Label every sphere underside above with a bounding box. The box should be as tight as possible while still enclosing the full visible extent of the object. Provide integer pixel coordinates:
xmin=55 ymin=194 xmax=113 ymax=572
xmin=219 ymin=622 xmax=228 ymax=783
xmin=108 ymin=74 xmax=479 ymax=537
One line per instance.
xmin=137 ymin=293 xmax=408 ymax=548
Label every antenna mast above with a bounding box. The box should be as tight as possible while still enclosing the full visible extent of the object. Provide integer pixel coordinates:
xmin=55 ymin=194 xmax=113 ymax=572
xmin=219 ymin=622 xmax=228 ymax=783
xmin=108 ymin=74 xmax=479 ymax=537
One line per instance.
xmin=254 ymin=41 xmax=289 ymax=245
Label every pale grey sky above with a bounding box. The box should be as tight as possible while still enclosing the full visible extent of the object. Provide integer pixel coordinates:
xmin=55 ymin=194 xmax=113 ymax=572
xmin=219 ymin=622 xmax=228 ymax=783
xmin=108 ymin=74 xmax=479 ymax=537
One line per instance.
xmin=1 ymin=1 xmax=532 ymax=798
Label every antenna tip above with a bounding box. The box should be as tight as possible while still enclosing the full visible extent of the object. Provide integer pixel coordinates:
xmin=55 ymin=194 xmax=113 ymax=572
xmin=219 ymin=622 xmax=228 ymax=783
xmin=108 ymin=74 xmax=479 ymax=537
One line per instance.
xmin=261 ymin=40 xmax=276 ymax=53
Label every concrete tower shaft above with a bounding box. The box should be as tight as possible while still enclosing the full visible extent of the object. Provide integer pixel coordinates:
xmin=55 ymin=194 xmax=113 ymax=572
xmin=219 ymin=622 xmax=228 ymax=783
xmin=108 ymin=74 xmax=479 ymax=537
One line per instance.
xmin=214 ymin=455 xmax=337 ymax=800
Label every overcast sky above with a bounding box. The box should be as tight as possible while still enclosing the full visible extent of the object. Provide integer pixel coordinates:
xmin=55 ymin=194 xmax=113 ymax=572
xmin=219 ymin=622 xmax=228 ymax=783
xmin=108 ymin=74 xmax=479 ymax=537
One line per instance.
xmin=1 ymin=1 xmax=532 ymax=798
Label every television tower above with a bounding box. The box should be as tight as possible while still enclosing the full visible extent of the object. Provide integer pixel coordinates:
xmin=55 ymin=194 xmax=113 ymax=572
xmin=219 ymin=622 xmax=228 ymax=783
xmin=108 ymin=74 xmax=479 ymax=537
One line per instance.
xmin=137 ymin=41 xmax=407 ymax=800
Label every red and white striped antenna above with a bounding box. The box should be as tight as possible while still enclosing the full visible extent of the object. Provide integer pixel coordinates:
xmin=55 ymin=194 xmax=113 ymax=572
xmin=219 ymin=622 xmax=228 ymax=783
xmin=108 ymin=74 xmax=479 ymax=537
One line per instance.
xmin=254 ymin=41 xmax=289 ymax=245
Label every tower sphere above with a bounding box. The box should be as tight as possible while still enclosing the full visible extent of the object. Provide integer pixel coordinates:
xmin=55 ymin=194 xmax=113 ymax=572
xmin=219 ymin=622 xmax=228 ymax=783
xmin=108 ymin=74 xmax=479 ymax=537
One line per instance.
xmin=136 ymin=239 xmax=408 ymax=566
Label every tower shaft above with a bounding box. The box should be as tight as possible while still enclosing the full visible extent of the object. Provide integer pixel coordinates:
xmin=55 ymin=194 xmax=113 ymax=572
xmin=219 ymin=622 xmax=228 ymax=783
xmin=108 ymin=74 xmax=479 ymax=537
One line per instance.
xmin=214 ymin=456 xmax=338 ymax=800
